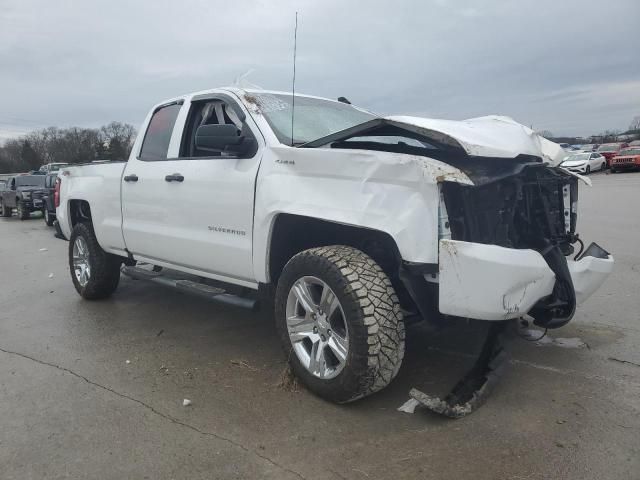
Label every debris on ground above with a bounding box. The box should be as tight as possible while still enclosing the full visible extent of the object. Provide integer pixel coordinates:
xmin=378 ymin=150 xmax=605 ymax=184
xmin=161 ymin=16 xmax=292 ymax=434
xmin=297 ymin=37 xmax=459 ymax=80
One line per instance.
xmin=608 ymin=357 xmax=640 ymax=367
xmin=156 ymin=329 xmax=164 ymax=337
xmin=411 ymin=323 xmax=508 ymax=418
xmin=125 ymin=360 xmax=131 ymax=364
xmin=230 ymin=359 xmax=258 ymax=371
xmin=397 ymin=398 xmax=421 ymax=414
xmin=39 ymin=248 xmax=48 ymax=252
xmin=275 ymin=365 xmax=300 ymax=392
xmin=48 ymin=273 xmax=54 ymax=278
xmin=182 ymin=398 xmax=192 ymax=407
xmin=519 ymin=328 xmax=586 ymax=348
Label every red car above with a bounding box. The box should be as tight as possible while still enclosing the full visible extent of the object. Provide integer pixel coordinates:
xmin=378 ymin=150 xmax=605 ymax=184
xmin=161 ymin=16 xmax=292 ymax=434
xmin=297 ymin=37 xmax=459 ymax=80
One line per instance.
xmin=597 ymin=143 xmax=629 ymax=167
xmin=610 ymin=147 xmax=640 ymax=173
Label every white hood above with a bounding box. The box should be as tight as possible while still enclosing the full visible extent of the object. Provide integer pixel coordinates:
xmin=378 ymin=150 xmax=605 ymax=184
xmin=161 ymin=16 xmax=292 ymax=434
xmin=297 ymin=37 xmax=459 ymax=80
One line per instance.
xmin=386 ymin=115 xmax=566 ymax=166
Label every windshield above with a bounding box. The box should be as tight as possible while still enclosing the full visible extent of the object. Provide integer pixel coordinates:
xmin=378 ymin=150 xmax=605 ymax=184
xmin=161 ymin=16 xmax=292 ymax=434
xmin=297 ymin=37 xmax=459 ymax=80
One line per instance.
xmin=564 ymin=153 xmax=590 ymax=162
xmin=247 ymin=93 xmax=376 ymax=145
xmin=15 ymin=175 xmax=46 ymax=187
xmin=598 ymin=144 xmax=619 ymax=152
xmin=620 ymin=148 xmax=640 ymax=155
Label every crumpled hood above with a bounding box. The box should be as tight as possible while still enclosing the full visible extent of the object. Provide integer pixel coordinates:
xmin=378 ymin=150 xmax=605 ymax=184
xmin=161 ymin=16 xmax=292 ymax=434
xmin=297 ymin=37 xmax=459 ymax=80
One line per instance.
xmin=386 ymin=115 xmax=566 ymax=166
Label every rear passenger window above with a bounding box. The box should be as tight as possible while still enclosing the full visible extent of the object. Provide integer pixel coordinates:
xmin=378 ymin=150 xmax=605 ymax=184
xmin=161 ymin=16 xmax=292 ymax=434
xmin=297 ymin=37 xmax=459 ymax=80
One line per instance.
xmin=139 ymin=103 xmax=182 ymax=161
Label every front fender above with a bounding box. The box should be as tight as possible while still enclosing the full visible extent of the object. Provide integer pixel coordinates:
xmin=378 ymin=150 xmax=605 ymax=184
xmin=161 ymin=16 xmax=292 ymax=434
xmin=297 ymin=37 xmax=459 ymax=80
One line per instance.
xmin=252 ymin=146 xmax=471 ymax=283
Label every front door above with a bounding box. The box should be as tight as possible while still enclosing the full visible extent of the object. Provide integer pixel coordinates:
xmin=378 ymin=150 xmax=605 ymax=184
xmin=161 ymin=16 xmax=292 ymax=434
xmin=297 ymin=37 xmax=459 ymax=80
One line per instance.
xmin=121 ymin=96 xmax=262 ymax=283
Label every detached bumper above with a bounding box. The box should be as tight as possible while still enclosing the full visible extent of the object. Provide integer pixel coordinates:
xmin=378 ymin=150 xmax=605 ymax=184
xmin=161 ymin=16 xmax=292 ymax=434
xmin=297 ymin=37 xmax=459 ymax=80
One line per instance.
xmin=437 ymin=239 xmax=613 ymax=322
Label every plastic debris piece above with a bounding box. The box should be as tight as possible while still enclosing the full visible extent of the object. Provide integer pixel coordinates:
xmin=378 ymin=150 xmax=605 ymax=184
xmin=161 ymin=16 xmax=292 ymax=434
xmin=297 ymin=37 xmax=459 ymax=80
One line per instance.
xmin=397 ymin=398 xmax=421 ymax=414
xmin=48 ymin=273 xmax=54 ymax=278
xmin=125 ymin=360 xmax=131 ymax=364
xmin=39 ymin=248 xmax=48 ymax=252
xmin=183 ymin=399 xmax=192 ymax=407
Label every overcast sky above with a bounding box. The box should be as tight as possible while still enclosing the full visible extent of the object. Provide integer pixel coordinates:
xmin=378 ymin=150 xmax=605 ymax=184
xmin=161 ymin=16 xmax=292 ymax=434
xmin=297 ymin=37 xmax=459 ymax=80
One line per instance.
xmin=1 ymin=0 xmax=639 ymax=142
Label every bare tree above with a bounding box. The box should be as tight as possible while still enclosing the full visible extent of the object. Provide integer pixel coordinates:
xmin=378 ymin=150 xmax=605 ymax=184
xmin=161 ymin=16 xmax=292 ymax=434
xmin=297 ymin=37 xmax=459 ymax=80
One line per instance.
xmin=629 ymin=116 xmax=640 ymax=132
xmin=100 ymin=122 xmax=137 ymax=160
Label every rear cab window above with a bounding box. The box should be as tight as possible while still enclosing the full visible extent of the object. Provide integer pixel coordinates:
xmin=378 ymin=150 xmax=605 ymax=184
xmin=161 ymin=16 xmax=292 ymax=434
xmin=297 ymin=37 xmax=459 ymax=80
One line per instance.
xmin=139 ymin=102 xmax=182 ymax=161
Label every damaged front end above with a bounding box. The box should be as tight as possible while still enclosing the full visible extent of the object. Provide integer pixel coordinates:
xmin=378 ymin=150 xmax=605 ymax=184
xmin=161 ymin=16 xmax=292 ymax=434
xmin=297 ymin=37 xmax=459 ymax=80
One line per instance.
xmin=441 ymin=159 xmax=583 ymax=329
xmin=409 ymin=159 xmax=613 ymax=418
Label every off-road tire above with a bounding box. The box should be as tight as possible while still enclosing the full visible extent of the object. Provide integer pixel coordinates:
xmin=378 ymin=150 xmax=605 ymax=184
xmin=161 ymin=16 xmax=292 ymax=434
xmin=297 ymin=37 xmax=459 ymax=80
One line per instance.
xmin=17 ymin=201 xmax=29 ymax=220
xmin=0 ymin=201 xmax=11 ymax=217
xmin=275 ymin=245 xmax=405 ymax=403
xmin=69 ymin=222 xmax=122 ymax=300
xmin=44 ymin=208 xmax=55 ymax=226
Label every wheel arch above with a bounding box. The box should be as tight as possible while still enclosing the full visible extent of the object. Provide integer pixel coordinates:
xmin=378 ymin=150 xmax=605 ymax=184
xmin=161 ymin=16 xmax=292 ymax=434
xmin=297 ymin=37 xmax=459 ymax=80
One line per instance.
xmin=262 ymin=213 xmax=417 ymax=313
xmin=68 ymin=199 xmax=93 ymax=227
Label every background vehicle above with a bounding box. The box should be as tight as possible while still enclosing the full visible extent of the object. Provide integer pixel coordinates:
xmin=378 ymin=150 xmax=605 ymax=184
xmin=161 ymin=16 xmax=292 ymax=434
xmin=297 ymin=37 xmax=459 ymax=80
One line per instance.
xmin=56 ymin=88 xmax=613 ymax=410
xmin=580 ymin=144 xmax=597 ymax=152
xmin=0 ymin=174 xmax=46 ymax=219
xmin=39 ymin=163 xmax=69 ymax=174
xmin=560 ymin=152 xmax=607 ymax=174
xmin=610 ymin=147 xmax=640 ymax=173
xmin=597 ymin=143 xmax=629 ymax=166
xmin=41 ymin=173 xmax=58 ymax=226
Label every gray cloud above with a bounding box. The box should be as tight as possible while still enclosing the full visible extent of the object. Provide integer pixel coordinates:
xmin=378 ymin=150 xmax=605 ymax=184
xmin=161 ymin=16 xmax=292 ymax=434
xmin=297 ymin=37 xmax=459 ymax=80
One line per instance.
xmin=1 ymin=0 xmax=639 ymax=140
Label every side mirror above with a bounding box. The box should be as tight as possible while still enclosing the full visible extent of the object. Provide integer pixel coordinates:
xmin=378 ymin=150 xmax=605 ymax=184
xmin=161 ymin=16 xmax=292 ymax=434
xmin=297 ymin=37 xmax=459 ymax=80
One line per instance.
xmin=195 ymin=124 xmax=243 ymax=151
xmin=195 ymin=124 xmax=257 ymax=157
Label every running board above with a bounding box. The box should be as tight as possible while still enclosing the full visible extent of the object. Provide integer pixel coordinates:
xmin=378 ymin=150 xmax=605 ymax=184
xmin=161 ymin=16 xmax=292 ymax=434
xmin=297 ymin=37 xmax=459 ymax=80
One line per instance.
xmin=121 ymin=266 xmax=257 ymax=310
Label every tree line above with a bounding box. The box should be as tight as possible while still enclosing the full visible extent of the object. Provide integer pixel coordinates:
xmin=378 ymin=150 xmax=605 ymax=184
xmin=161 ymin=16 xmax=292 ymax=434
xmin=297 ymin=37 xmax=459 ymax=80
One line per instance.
xmin=0 ymin=122 xmax=137 ymax=174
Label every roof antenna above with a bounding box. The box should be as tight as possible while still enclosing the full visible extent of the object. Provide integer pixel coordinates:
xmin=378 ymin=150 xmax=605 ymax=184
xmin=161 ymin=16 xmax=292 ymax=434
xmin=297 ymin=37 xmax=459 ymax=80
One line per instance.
xmin=291 ymin=11 xmax=298 ymax=147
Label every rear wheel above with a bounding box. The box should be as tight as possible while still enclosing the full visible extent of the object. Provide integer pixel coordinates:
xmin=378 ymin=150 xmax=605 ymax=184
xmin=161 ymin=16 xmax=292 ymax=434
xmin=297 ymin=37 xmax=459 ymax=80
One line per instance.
xmin=275 ymin=245 xmax=405 ymax=403
xmin=44 ymin=208 xmax=55 ymax=226
xmin=69 ymin=222 xmax=122 ymax=299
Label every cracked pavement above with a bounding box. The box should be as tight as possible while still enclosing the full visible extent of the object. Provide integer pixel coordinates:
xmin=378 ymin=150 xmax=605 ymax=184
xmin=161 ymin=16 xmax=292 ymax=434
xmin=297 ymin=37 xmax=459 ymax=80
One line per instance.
xmin=1 ymin=172 xmax=639 ymax=479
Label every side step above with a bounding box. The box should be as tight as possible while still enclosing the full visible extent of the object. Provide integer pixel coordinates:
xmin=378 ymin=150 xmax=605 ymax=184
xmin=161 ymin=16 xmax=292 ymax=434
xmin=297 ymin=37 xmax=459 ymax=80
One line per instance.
xmin=121 ymin=266 xmax=257 ymax=310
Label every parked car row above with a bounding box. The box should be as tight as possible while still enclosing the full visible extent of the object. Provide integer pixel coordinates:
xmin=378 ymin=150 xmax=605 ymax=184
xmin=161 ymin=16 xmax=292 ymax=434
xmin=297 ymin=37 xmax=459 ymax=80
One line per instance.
xmin=560 ymin=142 xmax=640 ymax=174
xmin=0 ymin=172 xmax=64 ymax=234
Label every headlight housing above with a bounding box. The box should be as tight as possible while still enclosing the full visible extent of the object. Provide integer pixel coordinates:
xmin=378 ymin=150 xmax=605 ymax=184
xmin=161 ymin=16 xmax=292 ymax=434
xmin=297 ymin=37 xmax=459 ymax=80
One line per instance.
xmin=22 ymin=191 xmax=31 ymax=200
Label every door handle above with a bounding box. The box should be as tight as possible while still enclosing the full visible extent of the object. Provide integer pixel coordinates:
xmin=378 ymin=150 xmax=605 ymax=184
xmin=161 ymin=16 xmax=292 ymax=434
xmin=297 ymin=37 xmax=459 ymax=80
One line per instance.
xmin=123 ymin=174 xmax=138 ymax=182
xmin=165 ymin=174 xmax=184 ymax=182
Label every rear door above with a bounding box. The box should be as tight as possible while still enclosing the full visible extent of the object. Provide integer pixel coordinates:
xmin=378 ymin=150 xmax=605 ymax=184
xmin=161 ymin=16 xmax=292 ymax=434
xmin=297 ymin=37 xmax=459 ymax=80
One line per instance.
xmin=121 ymin=93 xmax=263 ymax=284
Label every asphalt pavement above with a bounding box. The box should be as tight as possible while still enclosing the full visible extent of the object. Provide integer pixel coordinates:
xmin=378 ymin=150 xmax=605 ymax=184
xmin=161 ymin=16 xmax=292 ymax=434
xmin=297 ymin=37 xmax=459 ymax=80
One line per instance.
xmin=1 ymin=171 xmax=639 ymax=480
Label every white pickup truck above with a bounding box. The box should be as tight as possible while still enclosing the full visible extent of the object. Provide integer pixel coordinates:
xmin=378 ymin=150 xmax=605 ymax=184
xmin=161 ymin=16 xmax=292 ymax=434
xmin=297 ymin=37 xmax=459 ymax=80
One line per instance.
xmin=57 ymin=87 xmax=613 ymax=412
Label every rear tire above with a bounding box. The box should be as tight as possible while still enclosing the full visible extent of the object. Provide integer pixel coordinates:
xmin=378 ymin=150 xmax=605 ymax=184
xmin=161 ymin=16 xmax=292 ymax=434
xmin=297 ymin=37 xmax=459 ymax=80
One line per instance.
xmin=17 ymin=201 xmax=29 ymax=220
xmin=69 ymin=222 xmax=122 ymax=299
xmin=0 ymin=201 xmax=12 ymax=217
xmin=44 ymin=208 xmax=55 ymax=226
xmin=275 ymin=245 xmax=405 ymax=403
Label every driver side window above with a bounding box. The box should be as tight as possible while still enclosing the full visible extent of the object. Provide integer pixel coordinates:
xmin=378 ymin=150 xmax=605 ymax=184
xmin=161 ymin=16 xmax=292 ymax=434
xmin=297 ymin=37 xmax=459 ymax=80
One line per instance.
xmin=179 ymin=99 xmax=257 ymax=159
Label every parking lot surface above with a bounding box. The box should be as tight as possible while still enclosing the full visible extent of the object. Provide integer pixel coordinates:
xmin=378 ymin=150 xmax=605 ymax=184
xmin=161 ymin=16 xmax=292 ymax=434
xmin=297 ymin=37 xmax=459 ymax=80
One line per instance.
xmin=1 ymin=172 xmax=639 ymax=480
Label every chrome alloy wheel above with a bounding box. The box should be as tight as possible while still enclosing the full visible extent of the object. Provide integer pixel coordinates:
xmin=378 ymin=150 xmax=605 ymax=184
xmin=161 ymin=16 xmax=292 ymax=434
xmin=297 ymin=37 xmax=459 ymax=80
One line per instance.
xmin=72 ymin=236 xmax=91 ymax=287
xmin=285 ymin=276 xmax=349 ymax=379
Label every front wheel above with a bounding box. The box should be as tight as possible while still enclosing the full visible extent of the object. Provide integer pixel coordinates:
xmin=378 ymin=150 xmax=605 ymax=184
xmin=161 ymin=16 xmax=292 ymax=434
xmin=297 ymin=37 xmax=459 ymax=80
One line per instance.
xmin=601 ymin=162 xmax=606 ymax=171
xmin=17 ymin=201 xmax=29 ymax=220
xmin=585 ymin=165 xmax=591 ymax=174
xmin=69 ymin=222 xmax=122 ymax=299
xmin=275 ymin=245 xmax=405 ymax=403
xmin=0 ymin=201 xmax=12 ymax=217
